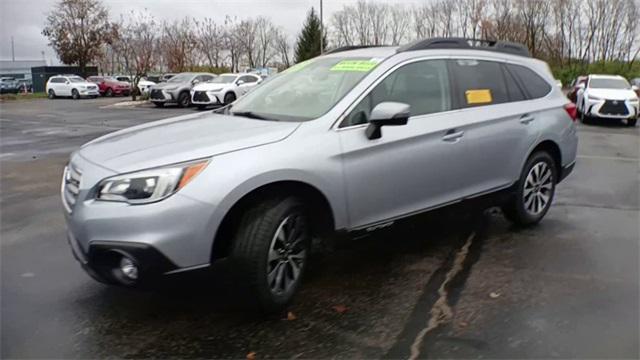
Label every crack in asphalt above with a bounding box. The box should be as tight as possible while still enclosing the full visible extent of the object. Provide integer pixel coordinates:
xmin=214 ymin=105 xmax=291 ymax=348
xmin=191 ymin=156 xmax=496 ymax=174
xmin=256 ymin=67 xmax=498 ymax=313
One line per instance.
xmin=409 ymin=232 xmax=475 ymax=360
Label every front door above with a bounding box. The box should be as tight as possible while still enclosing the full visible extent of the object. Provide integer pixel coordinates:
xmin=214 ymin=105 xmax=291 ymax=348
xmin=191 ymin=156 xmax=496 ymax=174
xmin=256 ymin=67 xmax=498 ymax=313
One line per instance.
xmin=338 ymin=59 xmax=470 ymax=229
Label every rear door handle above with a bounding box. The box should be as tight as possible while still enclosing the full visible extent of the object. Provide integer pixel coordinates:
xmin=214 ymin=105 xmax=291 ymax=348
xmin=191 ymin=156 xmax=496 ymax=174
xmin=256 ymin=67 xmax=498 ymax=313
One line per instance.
xmin=442 ymin=130 xmax=464 ymax=142
xmin=520 ymin=114 xmax=535 ymax=124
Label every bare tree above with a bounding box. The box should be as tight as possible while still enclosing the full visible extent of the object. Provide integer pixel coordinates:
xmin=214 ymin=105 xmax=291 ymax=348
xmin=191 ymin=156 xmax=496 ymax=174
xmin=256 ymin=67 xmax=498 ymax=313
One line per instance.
xmin=255 ymin=17 xmax=276 ymax=68
xmin=274 ymin=27 xmax=291 ymax=68
xmin=112 ymin=11 xmax=158 ymax=100
xmin=195 ymin=18 xmax=225 ymax=68
xmin=42 ymin=0 xmax=113 ymax=76
xmin=161 ymin=18 xmax=198 ymax=72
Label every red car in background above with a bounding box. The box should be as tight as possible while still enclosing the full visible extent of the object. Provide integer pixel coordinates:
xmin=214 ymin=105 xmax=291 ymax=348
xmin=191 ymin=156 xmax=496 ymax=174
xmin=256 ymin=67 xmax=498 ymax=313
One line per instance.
xmin=87 ymin=76 xmax=131 ymax=97
xmin=567 ymin=75 xmax=588 ymax=103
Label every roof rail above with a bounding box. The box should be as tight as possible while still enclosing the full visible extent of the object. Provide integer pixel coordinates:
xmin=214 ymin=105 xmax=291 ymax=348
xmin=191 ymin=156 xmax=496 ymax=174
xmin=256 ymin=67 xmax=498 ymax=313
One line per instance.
xmin=324 ymin=45 xmax=387 ymax=54
xmin=397 ymin=37 xmax=530 ymax=57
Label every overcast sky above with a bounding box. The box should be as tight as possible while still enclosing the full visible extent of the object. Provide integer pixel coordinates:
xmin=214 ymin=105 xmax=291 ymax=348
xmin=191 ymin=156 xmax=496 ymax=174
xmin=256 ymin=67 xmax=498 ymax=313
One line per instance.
xmin=0 ymin=0 xmax=422 ymax=64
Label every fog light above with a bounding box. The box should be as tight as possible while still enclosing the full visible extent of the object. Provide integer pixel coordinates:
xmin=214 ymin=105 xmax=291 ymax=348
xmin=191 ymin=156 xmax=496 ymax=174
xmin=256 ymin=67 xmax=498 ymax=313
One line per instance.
xmin=119 ymin=257 xmax=138 ymax=280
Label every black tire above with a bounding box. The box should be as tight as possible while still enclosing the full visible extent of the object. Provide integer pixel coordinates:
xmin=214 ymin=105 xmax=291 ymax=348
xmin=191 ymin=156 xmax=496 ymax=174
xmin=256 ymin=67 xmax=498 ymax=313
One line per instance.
xmin=153 ymin=102 xmax=164 ymax=108
xmin=71 ymin=89 xmax=80 ymax=100
xmin=224 ymin=92 xmax=236 ymax=104
xmin=105 ymin=88 xmax=113 ymax=97
xmin=197 ymin=105 xmax=207 ymax=110
xmin=627 ymin=118 xmax=637 ymax=127
xmin=231 ymin=196 xmax=312 ymax=313
xmin=502 ymin=151 xmax=557 ymax=227
xmin=177 ymin=91 xmax=191 ymax=108
xmin=48 ymin=89 xmax=56 ymax=99
xmin=579 ymin=102 xmax=590 ymax=124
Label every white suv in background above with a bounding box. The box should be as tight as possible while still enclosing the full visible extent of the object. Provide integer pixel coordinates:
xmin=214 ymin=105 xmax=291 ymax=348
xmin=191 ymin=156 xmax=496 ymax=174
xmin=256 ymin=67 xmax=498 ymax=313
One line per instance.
xmin=191 ymin=73 xmax=261 ymax=109
xmin=576 ymin=74 xmax=639 ymax=126
xmin=46 ymin=75 xmax=100 ymax=99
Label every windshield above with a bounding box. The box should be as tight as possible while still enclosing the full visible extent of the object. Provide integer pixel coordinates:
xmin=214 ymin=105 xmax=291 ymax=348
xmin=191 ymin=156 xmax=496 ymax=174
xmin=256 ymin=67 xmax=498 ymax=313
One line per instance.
xmin=211 ymin=75 xmax=237 ymax=84
xmin=590 ymin=78 xmax=630 ymax=90
xmin=230 ymin=57 xmax=379 ymax=121
xmin=167 ymin=74 xmax=191 ymax=83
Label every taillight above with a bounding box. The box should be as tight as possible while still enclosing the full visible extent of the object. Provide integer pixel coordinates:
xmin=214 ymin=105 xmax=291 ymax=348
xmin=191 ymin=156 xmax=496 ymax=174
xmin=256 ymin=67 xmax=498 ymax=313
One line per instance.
xmin=564 ymin=103 xmax=577 ymax=121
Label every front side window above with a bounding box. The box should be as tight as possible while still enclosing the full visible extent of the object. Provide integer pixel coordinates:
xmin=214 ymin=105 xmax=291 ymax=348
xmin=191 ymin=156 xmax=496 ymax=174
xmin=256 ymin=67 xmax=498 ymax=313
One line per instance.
xmin=211 ymin=75 xmax=236 ymax=84
xmin=230 ymin=57 xmax=379 ymax=122
xmin=342 ymin=59 xmax=451 ymax=127
xmin=451 ymin=59 xmax=509 ymax=107
xmin=589 ymin=78 xmax=631 ymax=90
xmin=167 ymin=74 xmax=193 ymax=83
xmin=240 ymin=75 xmax=258 ymax=83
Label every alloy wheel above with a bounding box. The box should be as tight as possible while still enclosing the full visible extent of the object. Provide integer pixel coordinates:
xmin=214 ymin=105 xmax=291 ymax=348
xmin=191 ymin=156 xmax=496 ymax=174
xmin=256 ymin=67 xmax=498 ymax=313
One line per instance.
xmin=523 ymin=162 xmax=554 ymax=215
xmin=266 ymin=214 xmax=308 ymax=295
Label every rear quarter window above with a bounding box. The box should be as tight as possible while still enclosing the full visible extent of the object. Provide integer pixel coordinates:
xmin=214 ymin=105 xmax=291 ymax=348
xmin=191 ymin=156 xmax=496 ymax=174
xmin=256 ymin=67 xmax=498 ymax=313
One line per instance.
xmin=506 ymin=64 xmax=552 ymax=99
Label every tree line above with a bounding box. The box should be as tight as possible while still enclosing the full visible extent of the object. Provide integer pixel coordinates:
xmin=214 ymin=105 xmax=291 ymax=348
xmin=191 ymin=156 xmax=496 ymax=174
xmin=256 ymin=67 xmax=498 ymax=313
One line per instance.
xmin=43 ymin=0 xmax=639 ymax=96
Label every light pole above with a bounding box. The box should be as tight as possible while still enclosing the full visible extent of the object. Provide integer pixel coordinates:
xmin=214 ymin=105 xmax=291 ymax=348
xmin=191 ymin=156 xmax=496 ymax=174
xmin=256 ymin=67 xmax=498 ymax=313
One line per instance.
xmin=319 ymin=0 xmax=323 ymax=54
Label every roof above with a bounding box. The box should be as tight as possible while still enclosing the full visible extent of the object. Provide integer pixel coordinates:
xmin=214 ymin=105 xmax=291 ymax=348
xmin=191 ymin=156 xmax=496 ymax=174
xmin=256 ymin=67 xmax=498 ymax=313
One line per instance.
xmin=589 ymin=74 xmax=626 ymax=79
xmin=0 ymin=60 xmax=47 ymax=70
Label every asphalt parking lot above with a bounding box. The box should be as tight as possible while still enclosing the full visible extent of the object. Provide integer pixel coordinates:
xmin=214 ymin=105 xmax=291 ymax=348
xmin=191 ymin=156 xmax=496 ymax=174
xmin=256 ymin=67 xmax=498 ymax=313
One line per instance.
xmin=1 ymin=98 xmax=638 ymax=358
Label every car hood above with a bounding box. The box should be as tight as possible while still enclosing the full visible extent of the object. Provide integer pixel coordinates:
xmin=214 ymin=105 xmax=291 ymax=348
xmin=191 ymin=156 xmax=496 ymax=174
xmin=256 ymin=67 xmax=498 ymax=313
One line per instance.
xmin=193 ymin=82 xmax=232 ymax=91
xmin=138 ymin=80 xmax=155 ymax=86
xmin=151 ymin=82 xmax=186 ymax=90
xmin=589 ymin=88 xmax=638 ymax=100
xmin=78 ymin=112 xmax=300 ymax=173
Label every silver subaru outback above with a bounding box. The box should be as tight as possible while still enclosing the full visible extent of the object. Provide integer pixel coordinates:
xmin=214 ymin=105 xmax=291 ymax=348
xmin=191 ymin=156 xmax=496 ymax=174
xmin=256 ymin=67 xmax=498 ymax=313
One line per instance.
xmin=62 ymin=38 xmax=577 ymax=311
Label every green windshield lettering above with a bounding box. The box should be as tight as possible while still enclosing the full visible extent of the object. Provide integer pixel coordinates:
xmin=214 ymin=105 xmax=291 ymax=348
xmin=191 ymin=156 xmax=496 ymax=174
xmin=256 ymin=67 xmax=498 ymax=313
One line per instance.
xmin=330 ymin=60 xmax=378 ymax=72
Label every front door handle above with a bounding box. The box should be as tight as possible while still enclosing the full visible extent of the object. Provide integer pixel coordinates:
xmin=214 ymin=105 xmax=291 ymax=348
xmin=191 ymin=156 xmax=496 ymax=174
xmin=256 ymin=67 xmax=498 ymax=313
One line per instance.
xmin=442 ymin=130 xmax=464 ymax=142
xmin=520 ymin=114 xmax=535 ymax=124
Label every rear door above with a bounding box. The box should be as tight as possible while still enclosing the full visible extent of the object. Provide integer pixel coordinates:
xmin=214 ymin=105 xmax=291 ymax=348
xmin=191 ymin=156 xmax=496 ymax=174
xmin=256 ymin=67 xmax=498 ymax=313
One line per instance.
xmin=338 ymin=58 xmax=471 ymax=228
xmin=448 ymin=59 xmax=543 ymax=195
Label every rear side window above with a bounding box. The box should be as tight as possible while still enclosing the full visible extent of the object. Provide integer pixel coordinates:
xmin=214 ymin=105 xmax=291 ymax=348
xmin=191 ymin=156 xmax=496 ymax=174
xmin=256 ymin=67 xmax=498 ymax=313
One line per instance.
xmin=506 ymin=64 xmax=551 ymax=99
xmin=450 ymin=59 xmax=509 ymax=108
xmin=502 ymin=66 xmax=527 ymax=102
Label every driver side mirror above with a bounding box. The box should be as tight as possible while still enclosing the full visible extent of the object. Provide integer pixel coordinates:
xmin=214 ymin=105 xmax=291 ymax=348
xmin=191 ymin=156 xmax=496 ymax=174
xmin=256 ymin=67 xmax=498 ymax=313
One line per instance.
xmin=192 ymin=79 xmax=200 ymax=85
xmin=576 ymin=83 xmax=585 ymax=90
xmin=365 ymin=102 xmax=410 ymax=140
xmin=632 ymin=85 xmax=639 ymax=91
xmin=65 ymin=81 xmax=70 ymax=85
xmin=236 ymin=79 xmax=245 ymax=86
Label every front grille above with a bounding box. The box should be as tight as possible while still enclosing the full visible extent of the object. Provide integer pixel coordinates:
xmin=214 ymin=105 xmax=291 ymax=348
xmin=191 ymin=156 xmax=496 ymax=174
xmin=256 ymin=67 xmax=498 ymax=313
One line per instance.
xmin=62 ymin=165 xmax=82 ymax=213
xmin=193 ymin=91 xmax=210 ymax=102
xmin=600 ymin=100 xmax=628 ymax=116
xmin=87 ymin=85 xmax=97 ymax=90
xmin=150 ymin=89 xmax=165 ymax=100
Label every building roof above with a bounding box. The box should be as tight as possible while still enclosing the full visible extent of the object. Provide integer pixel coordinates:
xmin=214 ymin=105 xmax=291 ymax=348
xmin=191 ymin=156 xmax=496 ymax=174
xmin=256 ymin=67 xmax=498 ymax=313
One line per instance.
xmin=0 ymin=60 xmax=47 ymax=70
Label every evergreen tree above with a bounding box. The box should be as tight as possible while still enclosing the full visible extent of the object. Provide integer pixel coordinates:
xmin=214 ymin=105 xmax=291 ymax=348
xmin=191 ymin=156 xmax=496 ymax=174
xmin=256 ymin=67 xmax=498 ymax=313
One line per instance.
xmin=294 ymin=8 xmax=326 ymax=63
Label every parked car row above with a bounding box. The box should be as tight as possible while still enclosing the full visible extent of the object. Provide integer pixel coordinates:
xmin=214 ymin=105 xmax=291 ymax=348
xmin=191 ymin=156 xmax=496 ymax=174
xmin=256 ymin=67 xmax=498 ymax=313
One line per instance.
xmin=568 ymin=74 xmax=639 ymax=126
xmin=149 ymin=72 xmax=262 ymax=108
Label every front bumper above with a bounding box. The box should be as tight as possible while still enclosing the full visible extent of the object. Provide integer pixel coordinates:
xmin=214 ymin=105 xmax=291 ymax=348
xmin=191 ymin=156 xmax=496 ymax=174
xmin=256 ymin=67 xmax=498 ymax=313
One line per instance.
xmin=150 ymin=89 xmax=177 ymax=103
xmin=585 ymin=99 xmax=639 ymax=119
xmin=191 ymin=90 xmax=222 ymax=106
xmin=62 ymin=155 xmax=219 ymax=283
xmin=80 ymin=88 xmax=100 ymax=96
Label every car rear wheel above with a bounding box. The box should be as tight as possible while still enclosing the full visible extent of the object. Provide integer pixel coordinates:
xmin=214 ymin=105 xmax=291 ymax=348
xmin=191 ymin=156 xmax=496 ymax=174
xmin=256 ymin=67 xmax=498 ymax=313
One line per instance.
xmin=48 ymin=89 xmax=56 ymax=99
xmin=224 ymin=92 xmax=236 ymax=104
xmin=502 ymin=151 xmax=557 ymax=227
xmin=71 ymin=89 xmax=80 ymax=100
xmin=231 ymin=196 xmax=311 ymax=313
xmin=197 ymin=105 xmax=207 ymax=110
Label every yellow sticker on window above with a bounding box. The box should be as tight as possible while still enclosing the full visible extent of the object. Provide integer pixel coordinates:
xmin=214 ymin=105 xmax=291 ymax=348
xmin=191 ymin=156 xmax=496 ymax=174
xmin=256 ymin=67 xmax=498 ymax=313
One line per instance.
xmin=465 ymin=89 xmax=493 ymax=104
xmin=330 ymin=60 xmax=378 ymax=72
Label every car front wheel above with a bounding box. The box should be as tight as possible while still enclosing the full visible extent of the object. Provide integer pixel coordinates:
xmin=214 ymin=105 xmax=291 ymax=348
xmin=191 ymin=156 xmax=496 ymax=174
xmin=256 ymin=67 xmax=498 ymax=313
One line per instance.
xmin=231 ymin=196 xmax=311 ymax=313
xmin=627 ymin=118 xmax=637 ymax=127
xmin=224 ymin=92 xmax=236 ymax=104
xmin=177 ymin=92 xmax=191 ymax=107
xmin=502 ymin=151 xmax=557 ymax=226
xmin=71 ymin=89 xmax=80 ymax=100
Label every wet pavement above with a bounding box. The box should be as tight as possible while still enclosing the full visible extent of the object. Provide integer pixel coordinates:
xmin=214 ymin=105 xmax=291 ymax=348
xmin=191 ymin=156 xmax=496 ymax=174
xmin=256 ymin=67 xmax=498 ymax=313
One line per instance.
xmin=1 ymin=98 xmax=638 ymax=358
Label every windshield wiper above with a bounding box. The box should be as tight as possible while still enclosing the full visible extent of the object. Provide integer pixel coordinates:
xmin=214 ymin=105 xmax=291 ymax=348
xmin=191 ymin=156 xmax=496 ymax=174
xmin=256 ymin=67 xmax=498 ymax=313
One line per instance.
xmin=231 ymin=111 xmax=275 ymax=121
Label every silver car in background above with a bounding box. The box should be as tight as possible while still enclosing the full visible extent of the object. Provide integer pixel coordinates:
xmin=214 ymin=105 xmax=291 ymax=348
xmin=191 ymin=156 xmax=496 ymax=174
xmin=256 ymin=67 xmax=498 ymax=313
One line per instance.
xmin=149 ymin=72 xmax=216 ymax=108
xmin=62 ymin=38 xmax=578 ymax=312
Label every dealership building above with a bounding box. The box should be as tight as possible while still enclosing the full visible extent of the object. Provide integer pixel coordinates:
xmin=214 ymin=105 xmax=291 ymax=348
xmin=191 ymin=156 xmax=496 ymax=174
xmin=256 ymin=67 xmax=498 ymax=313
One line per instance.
xmin=0 ymin=60 xmax=46 ymax=80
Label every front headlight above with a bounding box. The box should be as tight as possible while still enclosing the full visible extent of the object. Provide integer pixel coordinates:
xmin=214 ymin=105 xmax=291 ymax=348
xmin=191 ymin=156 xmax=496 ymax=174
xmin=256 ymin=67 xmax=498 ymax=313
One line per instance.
xmin=96 ymin=159 xmax=208 ymax=204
